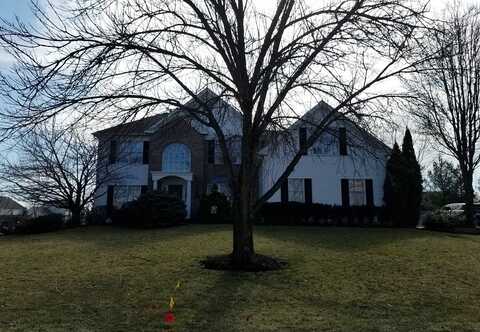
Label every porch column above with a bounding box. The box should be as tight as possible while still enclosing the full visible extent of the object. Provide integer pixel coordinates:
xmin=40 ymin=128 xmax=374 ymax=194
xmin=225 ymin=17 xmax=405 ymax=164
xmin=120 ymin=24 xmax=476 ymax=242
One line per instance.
xmin=186 ymin=179 xmax=192 ymax=219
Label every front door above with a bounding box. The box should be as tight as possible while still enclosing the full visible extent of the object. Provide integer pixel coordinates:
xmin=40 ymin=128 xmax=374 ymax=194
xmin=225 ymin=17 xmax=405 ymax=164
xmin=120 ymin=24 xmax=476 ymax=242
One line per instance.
xmin=168 ymin=184 xmax=184 ymax=201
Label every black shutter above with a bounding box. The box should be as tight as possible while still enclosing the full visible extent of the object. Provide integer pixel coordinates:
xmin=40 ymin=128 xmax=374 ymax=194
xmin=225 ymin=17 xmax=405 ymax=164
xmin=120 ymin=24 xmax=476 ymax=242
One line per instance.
xmin=141 ymin=185 xmax=148 ymax=195
xmin=304 ymin=178 xmax=312 ymax=204
xmin=142 ymin=141 xmax=150 ymax=164
xmin=299 ymin=127 xmax=308 ymax=155
xmin=339 ymin=127 xmax=347 ymax=156
xmin=341 ymin=179 xmax=350 ymax=207
xmin=281 ymin=180 xmax=289 ymax=204
xmin=365 ymin=179 xmax=374 ymax=207
xmin=107 ymin=185 xmax=114 ymax=215
xmin=207 ymin=140 xmax=215 ymax=164
xmin=109 ymin=140 xmax=117 ymax=164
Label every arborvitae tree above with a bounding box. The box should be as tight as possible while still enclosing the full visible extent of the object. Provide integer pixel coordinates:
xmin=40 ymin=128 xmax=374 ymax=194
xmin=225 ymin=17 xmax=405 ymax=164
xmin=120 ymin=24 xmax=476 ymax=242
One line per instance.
xmin=384 ymin=142 xmax=406 ymax=226
xmin=401 ymin=128 xmax=423 ymax=226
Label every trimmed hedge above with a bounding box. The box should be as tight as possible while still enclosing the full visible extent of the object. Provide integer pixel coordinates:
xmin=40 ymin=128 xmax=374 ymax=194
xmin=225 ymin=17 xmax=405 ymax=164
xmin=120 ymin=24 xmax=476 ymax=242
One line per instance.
xmin=15 ymin=214 xmax=64 ymax=234
xmin=112 ymin=191 xmax=186 ymax=228
xmin=258 ymin=202 xmax=387 ymax=226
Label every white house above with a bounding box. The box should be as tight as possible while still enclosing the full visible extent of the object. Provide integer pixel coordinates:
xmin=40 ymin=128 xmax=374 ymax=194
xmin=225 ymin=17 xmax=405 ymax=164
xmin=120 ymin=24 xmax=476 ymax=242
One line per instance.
xmin=259 ymin=101 xmax=389 ymax=207
xmin=0 ymin=196 xmax=25 ymax=216
xmin=93 ymin=90 xmax=389 ymax=218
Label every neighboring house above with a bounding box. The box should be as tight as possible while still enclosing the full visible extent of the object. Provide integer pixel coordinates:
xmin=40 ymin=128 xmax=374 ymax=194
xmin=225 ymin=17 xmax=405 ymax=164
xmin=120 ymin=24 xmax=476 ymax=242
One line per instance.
xmin=0 ymin=197 xmax=26 ymax=234
xmin=0 ymin=196 xmax=26 ymax=216
xmin=93 ymin=89 xmax=389 ymax=219
xmin=27 ymin=205 xmax=71 ymax=220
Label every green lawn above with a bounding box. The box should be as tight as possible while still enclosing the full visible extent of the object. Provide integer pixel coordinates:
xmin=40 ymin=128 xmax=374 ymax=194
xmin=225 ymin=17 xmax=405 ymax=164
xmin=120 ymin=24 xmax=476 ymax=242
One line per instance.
xmin=1 ymin=225 xmax=480 ymax=332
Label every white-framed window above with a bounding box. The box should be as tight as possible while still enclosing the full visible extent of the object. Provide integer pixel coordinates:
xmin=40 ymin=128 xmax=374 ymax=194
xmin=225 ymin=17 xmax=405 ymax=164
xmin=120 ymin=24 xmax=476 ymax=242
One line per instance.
xmin=349 ymin=180 xmax=366 ymax=206
xmin=212 ymin=137 xmax=242 ymax=165
xmin=312 ymin=134 xmax=335 ymax=155
xmin=214 ymin=140 xmax=223 ymax=165
xmin=207 ymin=181 xmax=231 ymax=200
xmin=162 ymin=143 xmax=191 ymax=172
xmin=228 ymin=136 xmax=242 ymax=165
xmin=117 ymin=141 xmax=143 ymax=164
xmin=288 ymin=178 xmax=305 ymax=203
xmin=113 ymin=185 xmax=142 ymax=208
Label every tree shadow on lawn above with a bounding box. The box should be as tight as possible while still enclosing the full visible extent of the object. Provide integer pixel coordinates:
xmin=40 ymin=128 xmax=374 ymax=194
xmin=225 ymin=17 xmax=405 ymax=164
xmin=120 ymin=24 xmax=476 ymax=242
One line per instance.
xmin=174 ymin=264 xmax=474 ymax=332
xmin=32 ymin=224 xmax=232 ymax=249
xmin=181 ymin=270 xmax=273 ymax=331
xmin=254 ymin=226 xmax=467 ymax=252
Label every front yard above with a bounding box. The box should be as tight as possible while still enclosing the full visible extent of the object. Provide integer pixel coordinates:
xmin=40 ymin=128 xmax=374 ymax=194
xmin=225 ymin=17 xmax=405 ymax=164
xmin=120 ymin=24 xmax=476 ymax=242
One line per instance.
xmin=1 ymin=225 xmax=479 ymax=331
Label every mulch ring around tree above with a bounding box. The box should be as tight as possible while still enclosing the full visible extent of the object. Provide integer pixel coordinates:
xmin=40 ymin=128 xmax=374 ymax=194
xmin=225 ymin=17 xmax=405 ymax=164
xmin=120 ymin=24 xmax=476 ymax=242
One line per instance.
xmin=201 ymin=254 xmax=287 ymax=272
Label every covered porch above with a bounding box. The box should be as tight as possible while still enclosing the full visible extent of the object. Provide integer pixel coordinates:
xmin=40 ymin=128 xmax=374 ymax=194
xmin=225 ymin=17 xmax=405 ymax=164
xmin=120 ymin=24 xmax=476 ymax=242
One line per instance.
xmin=151 ymin=171 xmax=193 ymax=218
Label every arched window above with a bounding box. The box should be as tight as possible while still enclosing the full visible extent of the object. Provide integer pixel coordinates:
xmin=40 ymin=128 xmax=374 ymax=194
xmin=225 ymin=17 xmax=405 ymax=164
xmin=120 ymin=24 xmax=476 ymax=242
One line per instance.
xmin=162 ymin=143 xmax=191 ymax=172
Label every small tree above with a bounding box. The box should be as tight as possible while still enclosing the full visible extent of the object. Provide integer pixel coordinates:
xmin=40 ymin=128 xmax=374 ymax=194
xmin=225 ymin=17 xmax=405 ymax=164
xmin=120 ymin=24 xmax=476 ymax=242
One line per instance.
xmin=427 ymin=156 xmax=464 ymax=206
xmin=0 ymin=125 xmax=107 ymax=225
xmin=401 ymin=128 xmax=423 ymax=226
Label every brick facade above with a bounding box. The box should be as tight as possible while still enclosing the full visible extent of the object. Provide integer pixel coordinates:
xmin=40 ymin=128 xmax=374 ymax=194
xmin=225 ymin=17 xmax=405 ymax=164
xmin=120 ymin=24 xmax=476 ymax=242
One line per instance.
xmin=148 ymin=118 xmax=235 ymax=217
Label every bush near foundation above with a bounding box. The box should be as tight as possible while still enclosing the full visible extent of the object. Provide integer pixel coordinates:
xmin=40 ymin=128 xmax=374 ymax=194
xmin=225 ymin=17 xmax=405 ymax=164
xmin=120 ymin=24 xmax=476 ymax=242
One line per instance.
xmin=112 ymin=191 xmax=186 ymax=228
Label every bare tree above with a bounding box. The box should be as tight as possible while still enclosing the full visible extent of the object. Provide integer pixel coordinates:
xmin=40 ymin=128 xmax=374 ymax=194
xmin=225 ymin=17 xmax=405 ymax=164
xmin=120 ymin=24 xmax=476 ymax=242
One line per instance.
xmin=0 ymin=125 xmax=100 ymax=225
xmin=0 ymin=0 xmax=429 ymax=268
xmin=427 ymin=155 xmax=464 ymax=205
xmin=403 ymin=4 xmax=480 ymax=225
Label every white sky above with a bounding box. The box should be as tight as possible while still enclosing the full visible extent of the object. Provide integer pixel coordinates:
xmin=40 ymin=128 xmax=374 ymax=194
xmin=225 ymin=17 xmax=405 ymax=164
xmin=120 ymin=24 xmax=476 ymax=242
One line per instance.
xmin=1 ymin=0 xmax=480 ymax=188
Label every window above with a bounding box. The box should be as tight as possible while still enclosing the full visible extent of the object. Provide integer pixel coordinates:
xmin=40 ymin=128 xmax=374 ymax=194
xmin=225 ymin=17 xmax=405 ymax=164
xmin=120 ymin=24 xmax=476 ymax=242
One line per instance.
xmin=227 ymin=137 xmax=242 ymax=165
xmin=312 ymin=134 xmax=335 ymax=155
xmin=109 ymin=141 xmax=117 ymax=164
xmin=162 ymin=143 xmax=191 ymax=172
xmin=349 ymin=180 xmax=366 ymax=206
xmin=214 ymin=141 xmax=223 ymax=164
xmin=299 ymin=127 xmax=308 ymax=155
xmin=117 ymin=141 xmax=143 ymax=164
xmin=288 ymin=178 xmax=305 ymax=203
xmin=207 ymin=140 xmax=215 ymax=164
xmin=207 ymin=182 xmax=231 ymax=199
xmin=208 ymin=137 xmax=241 ymax=165
xmin=113 ymin=185 xmax=142 ymax=208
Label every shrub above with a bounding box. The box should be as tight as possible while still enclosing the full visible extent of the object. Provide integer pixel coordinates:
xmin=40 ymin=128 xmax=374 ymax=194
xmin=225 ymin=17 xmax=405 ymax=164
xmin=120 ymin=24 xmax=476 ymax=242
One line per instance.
xmin=86 ymin=206 xmax=109 ymax=225
xmin=112 ymin=191 xmax=186 ymax=228
xmin=424 ymin=210 xmax=467 ymax=231
xmin=258 ymin=202 xmax=385 ymax=226
xmin=0 ymin=216 xmax=23 ymax=235
xmin=15 ymin=214 xmax=64 ymax=234
xmin=199 ymin=191 xmax=232 ymax=223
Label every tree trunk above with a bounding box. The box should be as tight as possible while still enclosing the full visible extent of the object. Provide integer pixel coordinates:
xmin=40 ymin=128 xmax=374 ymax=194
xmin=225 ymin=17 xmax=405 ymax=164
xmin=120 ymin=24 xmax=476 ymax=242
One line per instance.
xmin=462 ymin=171 xmax=475 ymax=226
xmin=231 ymin=167 xmax=256 ymax=266
xmin=232 ymin=202 xmax=254 ymax=266
xmin=71 ymin=207 xmax=82 ymax=226
xmin=231 ymin=133 xmax=256 ymax=267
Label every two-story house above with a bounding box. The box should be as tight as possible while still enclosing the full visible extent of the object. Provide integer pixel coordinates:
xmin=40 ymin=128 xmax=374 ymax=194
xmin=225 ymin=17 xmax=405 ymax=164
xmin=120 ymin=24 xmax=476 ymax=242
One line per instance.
xmin=93 ymin=89 xmax=389 ymax=218
xmin=93 ymin=89 xmax=242 ymax=218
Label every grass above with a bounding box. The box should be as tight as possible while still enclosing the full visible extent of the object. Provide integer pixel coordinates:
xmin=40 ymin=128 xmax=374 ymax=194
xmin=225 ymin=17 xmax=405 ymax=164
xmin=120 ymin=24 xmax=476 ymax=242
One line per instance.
xmin=1 ymin=225 xmax=480 ymax=331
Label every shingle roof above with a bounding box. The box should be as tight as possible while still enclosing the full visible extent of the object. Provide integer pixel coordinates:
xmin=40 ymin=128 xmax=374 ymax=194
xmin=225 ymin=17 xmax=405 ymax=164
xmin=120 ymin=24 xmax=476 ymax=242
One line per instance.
xmin=0 ymin=196 xmax=25 ymax=210
xmin=92 ymin=114 xmax=167 ymax=138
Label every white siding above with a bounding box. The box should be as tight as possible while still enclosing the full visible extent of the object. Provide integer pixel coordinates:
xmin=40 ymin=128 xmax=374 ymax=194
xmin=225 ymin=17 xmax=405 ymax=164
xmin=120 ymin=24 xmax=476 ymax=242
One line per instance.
xmin=260 ymin=146 xmax=387 ymax=207
xmin=94 ymin=164 xmax=149 ymax=207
